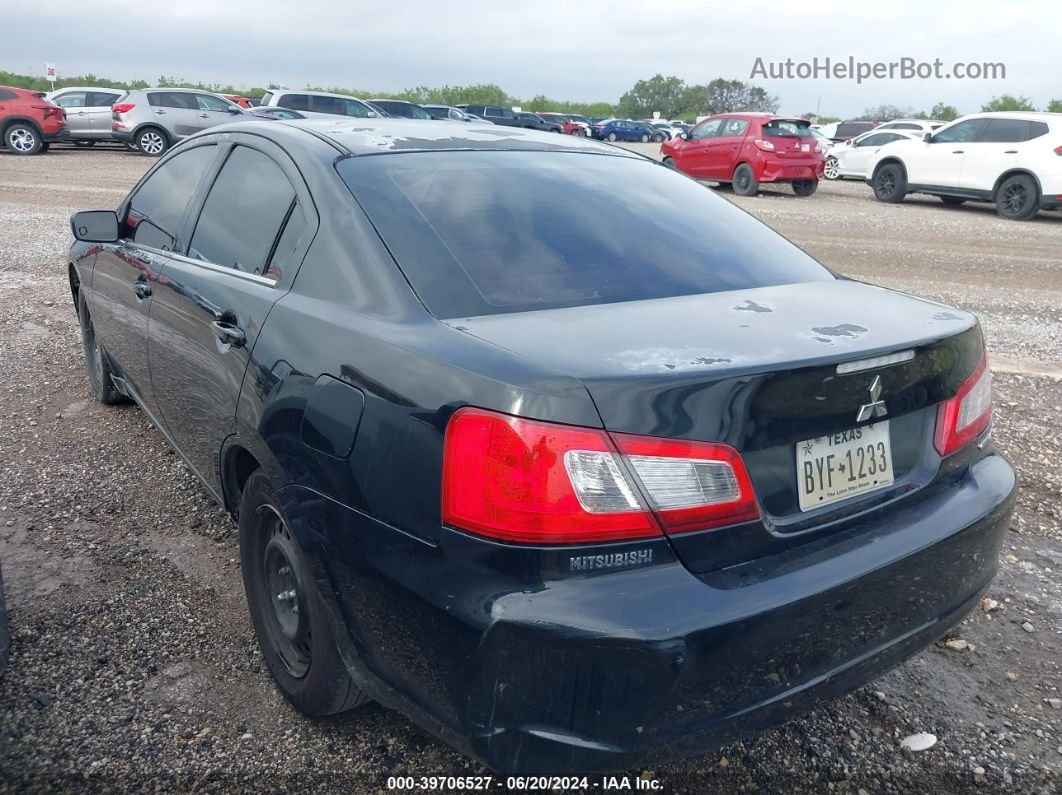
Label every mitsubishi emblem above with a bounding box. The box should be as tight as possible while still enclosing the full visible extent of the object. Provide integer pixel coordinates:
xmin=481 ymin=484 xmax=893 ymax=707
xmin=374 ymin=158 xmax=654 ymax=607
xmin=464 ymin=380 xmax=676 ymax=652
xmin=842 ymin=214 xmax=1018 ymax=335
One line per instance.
xmin=856 ymin=375 xmax=888 ymax=422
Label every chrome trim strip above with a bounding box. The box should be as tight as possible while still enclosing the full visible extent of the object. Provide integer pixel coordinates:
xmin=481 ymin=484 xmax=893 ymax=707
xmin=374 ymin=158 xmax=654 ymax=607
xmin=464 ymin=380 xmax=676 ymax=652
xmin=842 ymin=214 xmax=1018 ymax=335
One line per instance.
xmin=836 ymin=350 xmax=915 ymax=375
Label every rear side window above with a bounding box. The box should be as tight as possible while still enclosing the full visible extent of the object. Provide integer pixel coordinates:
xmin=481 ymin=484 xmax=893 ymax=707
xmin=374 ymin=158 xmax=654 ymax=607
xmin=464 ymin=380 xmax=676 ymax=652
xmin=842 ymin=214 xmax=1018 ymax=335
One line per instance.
xmin=979 ymin=118 xmax=1032 ymax=143
xmin=836 ymin=122 xmax=874 ymax=138
xmin=340 ymin=152 xmax=833 ymax=317
xmin=720 ymin=118 xmax=749 ymax=137
xmin=0 ymin=89 xmax=16 ymax=101
xmin=127 ymin=145 xmax=217 ymax=251
xmin=149 ymin=92 xmax=198 ymax=110
xmin=88 ymin=91 xmax=120 ymax=107
xmin=278 ymin=93 xmax=311 ymax=111
xmin=188 ymin=146 xmax=296 ymax=278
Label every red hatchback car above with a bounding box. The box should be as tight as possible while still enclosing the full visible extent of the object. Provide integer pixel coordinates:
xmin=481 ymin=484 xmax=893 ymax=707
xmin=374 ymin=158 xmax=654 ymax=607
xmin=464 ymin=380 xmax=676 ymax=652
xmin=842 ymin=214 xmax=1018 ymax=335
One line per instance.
xmin=0 ymin=85 xmax=67 ymax=155
xmin=661 ymin=113 xmax=825 ymax=196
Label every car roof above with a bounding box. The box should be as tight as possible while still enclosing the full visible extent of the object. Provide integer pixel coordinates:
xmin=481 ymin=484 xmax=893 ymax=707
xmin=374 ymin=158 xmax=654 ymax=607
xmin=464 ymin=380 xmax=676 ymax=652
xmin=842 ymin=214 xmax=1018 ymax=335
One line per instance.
xmin=269 ymin=89 xmax=366 ymax=99
xmin=47 ymin=86 xmax=123 ymax=94
xmin=960 ymin=111 xmax=1061 ymax=121
xmin=222 ymin=118 xmax=649 ymax=158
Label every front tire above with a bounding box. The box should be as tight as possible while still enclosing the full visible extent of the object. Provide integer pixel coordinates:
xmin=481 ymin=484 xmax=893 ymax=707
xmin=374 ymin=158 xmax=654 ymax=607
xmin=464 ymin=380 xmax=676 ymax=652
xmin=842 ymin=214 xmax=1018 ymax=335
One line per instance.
xmin=135 ymin=127 xmax=168 ymax=156
xmin=824 ymin=156 xmax=839 ymax=180
xmin=995 ymin=174 xmax=1040 ymax=221
xmin=240 ymin=470 xmax=369 ymax=716
xmin=792 ymin=180 xmax=818 ymax=197
xmin=77 ymin=291 xmax=124 ymax=405
xmin=732 ymin=163 xmax=759 ymax=196
xmin=872 ymin=162 xmax=907 ymax=203
xmin=940 ymin=196 xmax=966 ymax=206
xmin=4 ymin=123 xmax=43 ymax=155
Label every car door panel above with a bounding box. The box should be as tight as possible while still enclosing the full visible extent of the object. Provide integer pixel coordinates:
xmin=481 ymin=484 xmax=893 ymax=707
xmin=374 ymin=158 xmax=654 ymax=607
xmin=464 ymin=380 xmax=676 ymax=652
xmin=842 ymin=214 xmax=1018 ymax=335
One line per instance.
xmin=147 ymin=140 xmax=313 ymax=492
xmin=55 ymin=92 xmax=92 ymax=136
xmin=958 ymin=119 xmax=1033 ymax=192
xmin=677 ymin=119 xmax=723 ymax=177
xmin=706 ymin=119 xmax=750 ymax=180
xmin=88 ymin=92 xmax=121 ymax=136
xmin=906 ymin=119 xmax=986 ymax=188
xmin=151 ymin=92 xmax=201 ymax=138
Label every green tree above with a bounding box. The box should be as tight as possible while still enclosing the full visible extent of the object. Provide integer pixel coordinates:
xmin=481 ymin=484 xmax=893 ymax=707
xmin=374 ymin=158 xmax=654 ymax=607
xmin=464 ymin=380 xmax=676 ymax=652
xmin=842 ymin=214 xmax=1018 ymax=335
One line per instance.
xmin=981 ymin=95 xmax=1036 ymax=112
xmin=617 ymin=74 xmax=687 ymax=119
xmin=929 ymin=102 xmax=960 ymax=121
xmin=679 ymin=79 xmax=778 ymax=118
xmin=1047 ymin=99 xmax=1062 ymax=113
xmin=859 ymin=104 xmax=914 ymax=121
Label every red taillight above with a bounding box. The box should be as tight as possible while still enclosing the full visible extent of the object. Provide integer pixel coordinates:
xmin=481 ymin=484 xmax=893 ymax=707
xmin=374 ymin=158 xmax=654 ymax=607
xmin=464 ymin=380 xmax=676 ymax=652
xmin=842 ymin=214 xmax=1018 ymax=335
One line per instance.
xmin=113 ymin=102 xmax=136 ymax=114
xmin=441 ymin=408 xmax=759 ymax=545
xmin=934 ymin=354 xmax=992 ymax=457
xmin=1055 ymin=145 xmax=1062 ymax=156
xmin=753 ymin=138 xmax=776 ymax=151
xmin=611 ymin=434 xmax=760 ymax=534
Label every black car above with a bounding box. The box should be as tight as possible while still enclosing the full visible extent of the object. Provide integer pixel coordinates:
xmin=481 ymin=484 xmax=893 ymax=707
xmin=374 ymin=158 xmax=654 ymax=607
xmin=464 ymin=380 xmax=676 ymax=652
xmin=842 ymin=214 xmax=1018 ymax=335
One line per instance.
xmin=457 ymin=104 xmax=535 ymax=128
xmin=368 ymin=99 xmax=433 ymax=120
xmin=67 ymin=119 xmax=1015 ymax=775
xmin=514 ymin=111 xmax=562 ymax=133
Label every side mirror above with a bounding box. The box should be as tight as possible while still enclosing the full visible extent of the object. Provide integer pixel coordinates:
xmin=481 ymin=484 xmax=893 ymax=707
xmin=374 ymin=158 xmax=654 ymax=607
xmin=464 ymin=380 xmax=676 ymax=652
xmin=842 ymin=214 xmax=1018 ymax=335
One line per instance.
xmin=679 ymin=132 xmax=689 ymax=140
xmin=226 ymin=106 xmax=242 ymax=114
xmin=923 ymin=132 xmax=932 ymax=142
xmin=70 ymin=210 xmax=119 ymax=243
xmin=367 ymin=111 xmax=378 ymax=118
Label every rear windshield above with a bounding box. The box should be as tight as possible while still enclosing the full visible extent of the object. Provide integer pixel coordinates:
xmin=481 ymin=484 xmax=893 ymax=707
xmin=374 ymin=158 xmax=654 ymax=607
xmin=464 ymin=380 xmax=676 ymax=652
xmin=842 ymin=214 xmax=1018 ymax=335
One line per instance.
xmin=339 ymin=152 xmax=833 ymax=318
xmin=762 ymin=119 xmax=814 ymax=138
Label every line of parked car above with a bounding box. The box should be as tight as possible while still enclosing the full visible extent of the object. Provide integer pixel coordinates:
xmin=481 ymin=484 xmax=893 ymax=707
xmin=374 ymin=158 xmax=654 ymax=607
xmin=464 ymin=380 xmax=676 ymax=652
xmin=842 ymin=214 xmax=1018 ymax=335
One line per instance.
xmin=660 ymin=109 xmax=1062 ymax=219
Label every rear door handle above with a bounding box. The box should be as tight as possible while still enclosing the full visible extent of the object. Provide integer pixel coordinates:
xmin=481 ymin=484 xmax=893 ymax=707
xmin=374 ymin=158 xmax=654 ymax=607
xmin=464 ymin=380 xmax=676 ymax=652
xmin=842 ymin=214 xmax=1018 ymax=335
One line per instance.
xmin=132 ymin=281 xmax=152 ymax=299
xmin=952 ymin=150 xmax=964 ymax=154
xmin=211 ymin=320 xmax=245 ymax=348
xmin=199 ymin=113 xmax=209 ymax=118
xmin=1004 ymin=150 xmax=1018 ymax=154
xmin=155 ymin=109 xmax=166 ymax=115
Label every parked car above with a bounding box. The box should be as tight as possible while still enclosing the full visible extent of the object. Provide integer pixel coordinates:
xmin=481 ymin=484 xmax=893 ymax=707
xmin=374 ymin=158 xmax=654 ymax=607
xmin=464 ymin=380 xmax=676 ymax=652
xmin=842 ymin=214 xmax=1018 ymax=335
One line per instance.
xmin=457 ymin=105 xmax=532 ymax=128
xmin=424 ymin=104 xmax=475 ymax=122
xmin=259 ymin=90 xmax=382 ymax=120
xmin=0 ymin=561 xmax=7 ymax=677
xmin=0 ymin=85 xmax=67 ymax=155
xmin=591 ymin=118 xmax=662 ymax=142
xmin=824 ymin=130 xmax=922 ymax=180
xmin=535 ymin=112 xmax=587 ymax=136
xmin=873 ymin=119 xmax=945 ymax=134
xmin=829 ymin=119 xmax=881 ymax=142
xmin=46 ymin=86 xmax=123 ymax=146
xmin=66 ymin=117 xmax=1014 ymax=775
xmin=514 ymin=111 xmax=562 ymax=133
xmin=642 ymin=120 xmax=680 ymax=140
xmin=662 ymin=113 xmax=825 ymax=196
xmin=222 ymin=94 xmax=253 ymax=109
xmin=249 ymin=107 xmax=307 ymax=120
xmin=463 ymin=112 xmax=495 ymax=124
xmin=866 ymin=112 xmax=1062 ymax=220
xmin=369 ymin=100 xmax=433 ymax=119
xmin=110 ymin=88 xmax=255 ymax=156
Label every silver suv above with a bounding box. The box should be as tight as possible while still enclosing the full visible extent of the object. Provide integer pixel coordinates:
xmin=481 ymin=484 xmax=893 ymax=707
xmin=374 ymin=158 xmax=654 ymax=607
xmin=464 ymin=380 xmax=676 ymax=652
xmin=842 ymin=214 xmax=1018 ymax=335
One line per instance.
xmin=258 ymin=90 xmax=380 ymax=119
xmin=46 ymin=86 xmax=124 ymax=146
xmin=111 ymin=88 xmax=254 ymax=155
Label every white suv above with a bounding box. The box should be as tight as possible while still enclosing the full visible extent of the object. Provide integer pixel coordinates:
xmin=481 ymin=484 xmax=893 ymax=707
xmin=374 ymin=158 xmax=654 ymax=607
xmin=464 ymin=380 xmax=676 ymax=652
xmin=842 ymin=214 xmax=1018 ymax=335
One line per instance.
xmin=259 ymin=90 xmax=380 ymax=119
xmin=866 ymin=112 xmax=1062 ymax=220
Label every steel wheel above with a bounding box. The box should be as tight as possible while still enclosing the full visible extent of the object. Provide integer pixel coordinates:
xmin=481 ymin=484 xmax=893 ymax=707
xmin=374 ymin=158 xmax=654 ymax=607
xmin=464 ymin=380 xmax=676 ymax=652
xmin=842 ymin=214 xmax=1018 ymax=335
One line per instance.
xmin=6 ymin=124 xmax=41 ymax=155
xmin=136 ymin=129 xmax=166 ymax=156
xmin=824 ymin=156 xmax=840 ymax=180
xmin=254 ymin=506 xmax=312 ymax=679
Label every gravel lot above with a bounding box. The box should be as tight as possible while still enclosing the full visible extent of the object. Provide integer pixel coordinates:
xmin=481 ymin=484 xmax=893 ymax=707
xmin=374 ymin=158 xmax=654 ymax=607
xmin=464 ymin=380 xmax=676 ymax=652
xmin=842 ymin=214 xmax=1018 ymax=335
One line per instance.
xmin=0 ymin=144 xmax=1059 ymax=794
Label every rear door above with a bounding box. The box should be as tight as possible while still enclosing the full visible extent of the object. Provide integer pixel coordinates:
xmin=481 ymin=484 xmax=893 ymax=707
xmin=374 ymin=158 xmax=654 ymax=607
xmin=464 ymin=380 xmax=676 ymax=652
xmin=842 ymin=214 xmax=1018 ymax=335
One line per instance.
xmin=958 ymin=118 xmax=1046 ymax=191
xmin=148 ymin=137 xmax=316 ymax=492
xmin=149 ymin=91 xmax=201 ymax=138
xmin=88 ymin=143 xmax=219 ymax=418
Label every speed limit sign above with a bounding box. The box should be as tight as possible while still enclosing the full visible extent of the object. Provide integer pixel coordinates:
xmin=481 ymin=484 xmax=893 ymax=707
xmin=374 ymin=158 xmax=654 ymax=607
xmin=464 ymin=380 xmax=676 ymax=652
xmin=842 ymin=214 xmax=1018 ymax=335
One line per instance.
xmin=45 ymin=63 xmax=57 ymax=80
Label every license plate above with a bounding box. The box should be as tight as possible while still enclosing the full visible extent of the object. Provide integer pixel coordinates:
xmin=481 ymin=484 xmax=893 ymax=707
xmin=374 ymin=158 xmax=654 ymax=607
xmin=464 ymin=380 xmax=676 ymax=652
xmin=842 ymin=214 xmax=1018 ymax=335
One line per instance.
xmin=796 ymin=422 xmax=893 ymax=511
xmin=801 ymin=143 xmax=810 ymax=152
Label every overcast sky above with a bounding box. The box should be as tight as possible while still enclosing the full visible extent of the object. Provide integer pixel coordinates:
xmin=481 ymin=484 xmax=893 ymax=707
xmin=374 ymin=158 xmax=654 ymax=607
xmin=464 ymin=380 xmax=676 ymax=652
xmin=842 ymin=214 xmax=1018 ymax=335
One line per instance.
xmin=3 ymin=0 xmax=1059 ymax=116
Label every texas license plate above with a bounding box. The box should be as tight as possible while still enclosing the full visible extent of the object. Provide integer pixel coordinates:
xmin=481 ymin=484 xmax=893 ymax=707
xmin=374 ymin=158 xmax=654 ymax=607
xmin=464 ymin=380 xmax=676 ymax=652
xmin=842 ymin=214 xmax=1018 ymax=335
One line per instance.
xmin=796 ymin=422 xmax=893 ymax=511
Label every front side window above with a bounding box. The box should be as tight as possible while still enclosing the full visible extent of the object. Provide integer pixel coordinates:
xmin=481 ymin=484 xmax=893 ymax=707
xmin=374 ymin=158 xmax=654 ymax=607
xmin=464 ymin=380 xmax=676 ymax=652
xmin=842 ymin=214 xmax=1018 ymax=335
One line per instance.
xmin=188 ymin=146 xmax=296 ymax=278
xmin=55 ymin=92 xmax=87 ymax=108
xmin=341 ymin=152 xmax=834 ymax=318
xmin=932 ymin=119 xmax=986 ymax=143
xmin=689 ymin=119 xmax=722 ymax=139
xmin=196 ymin=94 xmax=233 ymax=112
xmin=126 ymin=145 xmax=217 ymax=251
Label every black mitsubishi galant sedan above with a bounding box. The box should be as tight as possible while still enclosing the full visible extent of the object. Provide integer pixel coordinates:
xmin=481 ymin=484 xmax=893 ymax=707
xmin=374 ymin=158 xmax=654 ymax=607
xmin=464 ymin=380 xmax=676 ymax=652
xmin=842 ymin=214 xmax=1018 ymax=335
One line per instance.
xmin=67 ymin=119 xmax=1016 ymax=774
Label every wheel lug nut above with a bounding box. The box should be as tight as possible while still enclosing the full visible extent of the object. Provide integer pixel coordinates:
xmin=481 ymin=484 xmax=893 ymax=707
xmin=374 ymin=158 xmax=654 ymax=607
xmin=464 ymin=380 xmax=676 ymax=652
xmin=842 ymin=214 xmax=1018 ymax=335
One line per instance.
xmin=275 ymin=589 xmax=297 ymax=602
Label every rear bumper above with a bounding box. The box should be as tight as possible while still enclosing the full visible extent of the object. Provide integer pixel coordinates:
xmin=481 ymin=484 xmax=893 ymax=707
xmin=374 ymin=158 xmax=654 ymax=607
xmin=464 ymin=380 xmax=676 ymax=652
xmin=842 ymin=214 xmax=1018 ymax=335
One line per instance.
xmin=759 ymin=159 xmax=825 ymax=183
xmin=43 ymin=127 xmax=69 ymax=143
xmin=294 ymin=452 xmax=1015 ymax=774
xmin=110 ymin=129 xmax=135 ymax=143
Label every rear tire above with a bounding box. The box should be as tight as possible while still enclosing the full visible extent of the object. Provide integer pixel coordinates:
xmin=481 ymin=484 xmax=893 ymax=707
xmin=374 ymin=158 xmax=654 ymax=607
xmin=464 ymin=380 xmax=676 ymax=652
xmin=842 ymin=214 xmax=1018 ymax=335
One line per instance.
xmin=74 ymin=140 xmax=96 ymax=148
xmin=4 ymin=122 xmax=43 ymax=155
xmin=792 ymin=180 xmax=818 ymax=197
xmin=77 ymin=291 xmax=124 ymax=405
xmin=732 ymin=163 xmax=759 ymax=196
xmin=872 ymin=162 xmax=907 ymax=203
xmin=240 ymin=470 xmax=369 ymax=716
xmin=662 ymin=156 xmax=677 ymax=171
xmin=995 ymin=174 xmax=1040 ymax=221
xmin=135 ymin=127 xmax=168 ymax=156
xmin=639 ymin=133 xmax=649 ymax=143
